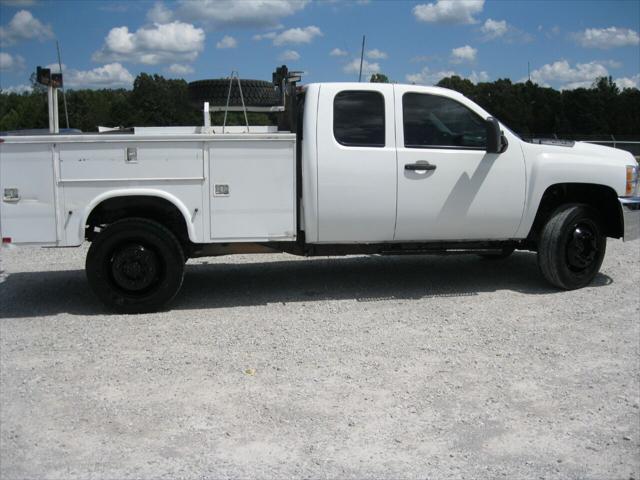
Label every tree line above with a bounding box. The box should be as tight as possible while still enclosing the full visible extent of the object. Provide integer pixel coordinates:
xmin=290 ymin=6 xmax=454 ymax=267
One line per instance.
xmin=1 ymin=72 xmax=639 ymax=138
xmin=436 ymin=75 xmax=639 ymax=139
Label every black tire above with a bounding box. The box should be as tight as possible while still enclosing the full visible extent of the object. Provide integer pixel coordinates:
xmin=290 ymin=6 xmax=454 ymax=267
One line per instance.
xmin=478 ymin=246 xmax=515 ymax=260
xmin=537 ymin=204 xmax=606 ymax=290
xmin=86 ymin=218 xmax=185 ymax=313
xmin=188 ymin=79 xmax=279 ymax=107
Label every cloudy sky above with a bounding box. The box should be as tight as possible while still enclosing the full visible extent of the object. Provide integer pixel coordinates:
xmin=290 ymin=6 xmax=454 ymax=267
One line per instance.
xmin=0 ymin=0 xmax=638 ymax=93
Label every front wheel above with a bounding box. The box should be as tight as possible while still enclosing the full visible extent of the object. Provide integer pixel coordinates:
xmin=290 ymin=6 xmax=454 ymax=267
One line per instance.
xmin=86 ymin=218 xmax=185 ymax=313
xmin=537 ymin=204 xmax=606 ymax=290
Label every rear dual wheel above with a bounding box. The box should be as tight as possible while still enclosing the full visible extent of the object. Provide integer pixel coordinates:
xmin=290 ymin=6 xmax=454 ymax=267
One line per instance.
xmin=86 ymin=218 xmax=185 ymax=314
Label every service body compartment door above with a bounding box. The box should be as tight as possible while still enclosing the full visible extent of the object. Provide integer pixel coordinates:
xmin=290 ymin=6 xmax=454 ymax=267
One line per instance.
xmin=0 ymin=143 xmax=57 ymax=244
xmin=58 ymin=142 xmax=204 ymax=181
xmin=209 ymin=139 xmax=296 ymax=241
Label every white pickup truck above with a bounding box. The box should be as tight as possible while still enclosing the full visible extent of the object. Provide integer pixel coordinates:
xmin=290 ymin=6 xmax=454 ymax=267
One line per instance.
xmin=1 ymin=81 xmax=639 ymax=312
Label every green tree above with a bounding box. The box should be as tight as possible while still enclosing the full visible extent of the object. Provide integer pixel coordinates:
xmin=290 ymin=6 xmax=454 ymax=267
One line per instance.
xmin=2 ymin=73 xmax=639 ymax=137
xmin=436 ymin=76 xmax=475 ymax=97
xmin=370 ymin=73 xmax=389 ymax=83
xmin=129 ymin=73 xmax=200 ymax=126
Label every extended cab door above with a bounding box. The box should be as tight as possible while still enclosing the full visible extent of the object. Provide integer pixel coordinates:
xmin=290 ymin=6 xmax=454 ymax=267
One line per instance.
xmin=393 ymin=86 xmax=526 ymax=241
xmin=316 ymin=84 xmax=396 ymax=242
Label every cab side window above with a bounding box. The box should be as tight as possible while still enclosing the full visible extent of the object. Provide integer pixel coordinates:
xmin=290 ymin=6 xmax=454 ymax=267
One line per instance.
xmin=334 ymin=91 xmax=385 ymax=147
xmin=403 ymin=93 xmax=486 ymax=149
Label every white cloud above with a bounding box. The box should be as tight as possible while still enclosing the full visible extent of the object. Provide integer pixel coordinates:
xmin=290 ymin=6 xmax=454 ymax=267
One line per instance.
xmin=279 ymin=49 xmax=300 ymax=61
xmin=481 ymin=18 xmax=507 ymax=39
xmin=405 ymin=66 xmax=488 ymax=85
xmin=253 ymin=32 xmax=275 ymax=41
xmin=413 ymin=0 xmax=484 ymax=25
xmin=216 ymin=35 xmax=237 ymax=49
xmin=166 ymin=63 xmax=194 ymax=75
xmin=481 ymin=18 xmax=533 ymax=43
xmin=147 ymin=2 xmax=174 ymax=23
xmin=176 ymin=0 xmax=308 ymax=28
xmin=366 ymin=48 xmax=388 ymax=60
xmin=0 ymin=9 xmax=53 ymax=46
xmin=92 ymin=21 xmax=205 ymax=65
xmin=614 ymin=74 xmax=640 ymax=89
xmin=600 ymin=59 xmax=622 ymax=68
xmin=1 ymin=83 xmax=32 ymax=94
xmin=468 ymin=70 xmax=489 ymax=83
xmin=46 ymin=62 xmax=134 ymax=89
xmin=68 ymin=63 xmax=134 ymax=89
xmin=343 ymin=58 xmax=380 ymax=76
xmin=330 ymin=47 xmax=348 ymax=57
xmin=538 ymin=24 xmax=560 ymax=39
xmin=255 ymin=25 xmax=322 ymax=45
xmin=406 ymin=67 xmax=457 ymax=85
xmin=44 ymin=62 xmax=65 ymax=73
xmin=272 ymin=25 xmax=322 ymax=46
xmin=529 ymin=60 xmax=609 ymax=90
xmin=451 ymin=45 xmax=477 ymax=63
xmin=253 ymin=32 xmax=277 ymax=41
xmin=0 ymin=52 xmax=25 ymax=71
xmin=573 ymin=27 xmax=639 ymax=49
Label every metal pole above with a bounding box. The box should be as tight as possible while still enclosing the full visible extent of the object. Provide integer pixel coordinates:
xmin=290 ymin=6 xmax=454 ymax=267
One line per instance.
xmin=203 ymin=102 xmax=211 ymax=128
xmin=47 ymin=85 xmax=55 ymax=133
xmin=358 ymin=35 xmax=365 ymax=82
xmin=56 ymin=41 xmax=70 ymax=129
xmin=52 ymin=88 xmax=59 ymax=133
xmin=222 ymin=73 xmax=234 ymax=133
xmin=236 ymin=75 xmax=250 ymax=133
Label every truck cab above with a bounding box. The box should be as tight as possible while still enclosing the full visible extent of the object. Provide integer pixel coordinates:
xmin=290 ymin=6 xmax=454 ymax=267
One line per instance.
xmin=302 ymin=83 xmax=527 ymax=243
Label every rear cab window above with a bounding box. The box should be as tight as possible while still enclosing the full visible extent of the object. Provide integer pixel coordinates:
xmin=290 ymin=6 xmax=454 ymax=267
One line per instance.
xmin=333 ymin=91 xmax=385 ymax=147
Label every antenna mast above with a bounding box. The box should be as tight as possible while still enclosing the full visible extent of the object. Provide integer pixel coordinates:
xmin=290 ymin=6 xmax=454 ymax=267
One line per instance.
xmin=56 ymin=40 xmax=70 ymax=129
xmin=358 ymin=35 xmax=365 ymax=82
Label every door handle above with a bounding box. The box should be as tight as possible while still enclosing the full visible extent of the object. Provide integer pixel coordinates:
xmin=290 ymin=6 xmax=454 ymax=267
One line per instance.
xmin=405 ymin=162 xmax=436 ymax=171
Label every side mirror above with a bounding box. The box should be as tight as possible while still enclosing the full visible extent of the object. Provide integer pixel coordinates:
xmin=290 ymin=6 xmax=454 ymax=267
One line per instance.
xmin=485 ymin=116 xmax=506 ymax=154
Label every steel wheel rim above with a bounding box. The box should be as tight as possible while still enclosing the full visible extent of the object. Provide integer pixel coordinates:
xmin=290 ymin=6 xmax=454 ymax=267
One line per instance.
xmin=109 ymin=243 xmax=161 ymax=293
xmin=565 ymin=220 xmax=599 ymax=273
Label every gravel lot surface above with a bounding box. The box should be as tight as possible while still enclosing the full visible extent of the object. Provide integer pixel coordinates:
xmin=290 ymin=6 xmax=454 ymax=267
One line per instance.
xmin=1 ymin=240 xmax=639 ymax=480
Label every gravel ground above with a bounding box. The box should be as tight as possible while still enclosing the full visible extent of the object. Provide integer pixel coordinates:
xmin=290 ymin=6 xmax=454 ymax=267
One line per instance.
xmin=1 ymin=240 xmax=639 ymax=480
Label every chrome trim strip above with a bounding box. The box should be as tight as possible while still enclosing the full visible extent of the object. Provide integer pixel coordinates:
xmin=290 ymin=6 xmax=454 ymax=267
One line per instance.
xmin=58 ymin=177 xmax=205 ymax=184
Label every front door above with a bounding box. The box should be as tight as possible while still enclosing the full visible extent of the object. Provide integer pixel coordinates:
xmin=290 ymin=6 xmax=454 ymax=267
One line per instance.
xmin=393 ymin=86 xmax=526 ymax=241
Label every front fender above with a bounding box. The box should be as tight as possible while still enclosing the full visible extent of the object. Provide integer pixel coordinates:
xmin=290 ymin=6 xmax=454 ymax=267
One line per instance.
xmin=515 ymin=143 xmax=630 ymax=239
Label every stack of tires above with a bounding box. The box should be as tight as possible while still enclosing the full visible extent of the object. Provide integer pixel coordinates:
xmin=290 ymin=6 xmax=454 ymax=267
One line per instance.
xmin=188 ymin=79 xmax=280 ymax=107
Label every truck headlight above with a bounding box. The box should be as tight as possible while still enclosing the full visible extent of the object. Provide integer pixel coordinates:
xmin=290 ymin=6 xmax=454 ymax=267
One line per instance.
xmin=627 ymin=165 xmax=639 ymax=196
